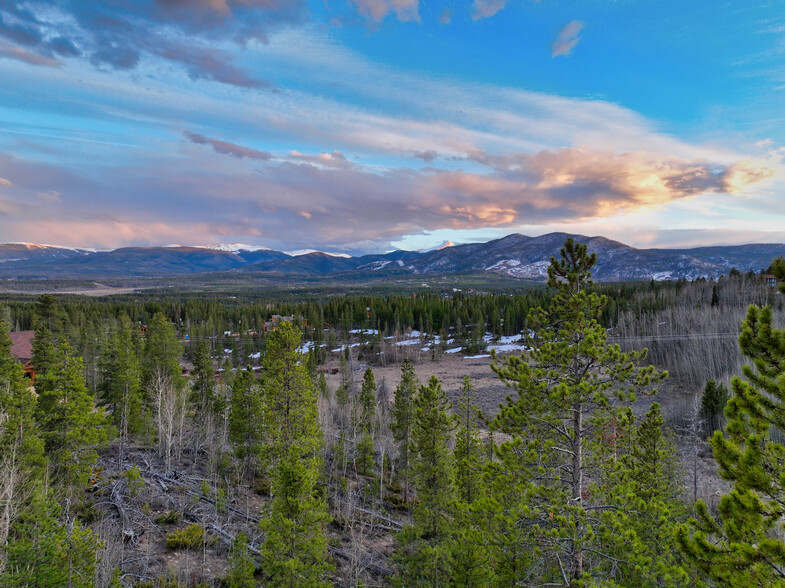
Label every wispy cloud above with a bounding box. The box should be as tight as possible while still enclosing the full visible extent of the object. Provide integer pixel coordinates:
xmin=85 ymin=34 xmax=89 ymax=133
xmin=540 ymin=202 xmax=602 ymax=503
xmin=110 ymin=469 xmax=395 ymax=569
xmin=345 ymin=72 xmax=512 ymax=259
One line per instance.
xmin=472 ymin=0 xmax=508 ymax=21
xmin=350 ymin=0 xmax=420 ymax=23
xmin=0 ymin=0 xmax=307 ymax=87
xmin=0 ymin=40 xmax=61 ymax=67
xmin=185 ymin=132 xmax=272 ymax=160
xmin=552 ymin=20 xmax=584 ymax=57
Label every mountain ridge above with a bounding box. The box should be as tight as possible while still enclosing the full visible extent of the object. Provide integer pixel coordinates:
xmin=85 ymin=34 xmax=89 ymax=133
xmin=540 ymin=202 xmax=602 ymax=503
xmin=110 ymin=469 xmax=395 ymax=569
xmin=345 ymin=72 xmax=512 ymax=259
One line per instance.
xmin=1 ymin=234 xmax=783 ymax=281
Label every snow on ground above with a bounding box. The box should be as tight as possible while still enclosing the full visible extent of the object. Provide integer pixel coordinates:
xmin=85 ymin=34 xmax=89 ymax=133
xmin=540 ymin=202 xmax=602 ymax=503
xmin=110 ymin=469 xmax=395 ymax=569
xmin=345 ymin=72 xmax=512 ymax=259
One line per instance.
xmin=223 ymin=348 xmax=232 ymax=354
xmin=464 ymin=354 xmax=491 ymax=359
xmin=445 ymin=347 xmax=462 ymax=354
xmin=249 ymin=352 xmax=261 ymax=359
xmin=331 ymin=343 xmax=362 ymax=352
xmin=349 ymin=329 xmax=379 ymax=335
xmin=297 ymin=341 xmax=314 ymax=354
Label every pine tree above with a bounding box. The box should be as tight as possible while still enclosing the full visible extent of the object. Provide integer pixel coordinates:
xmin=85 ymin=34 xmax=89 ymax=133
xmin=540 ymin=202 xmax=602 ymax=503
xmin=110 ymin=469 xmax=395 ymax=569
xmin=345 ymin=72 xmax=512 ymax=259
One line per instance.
xmin=2 ymin=489 xmax=102 ymax=588
xmin=259 ymin=323 xmax=331 ymax=586
xmin=35 ymin=342 xmax=108 ymax=489
xmin=98 ymin=317 xmax=142 ymax=463
xmin=142 ymin=312 xmax=184 ymax=390
xmin=491 ymin=239 xmax=665 ymax=584
xmin=677 ymin=305 xmax=785 ymax=585
xmin=228 ymin=367 xmax=263 ymax=479
xmin=261 ymin=322 xmax=322 ymax=466
xmin=0 ymin=319 xmax=45 ymax=574
xmin=447 ymin=376 xmax=490 ymax=586
xmin=225 ymin=532 xmax=257 ymax=587
xmin=391 ymin=359 xmax=418 ymax=503
xmin=355 ymin=368 xmax=377 ymax=475
xmin=598 ymin=403 xmax=694 ymax=586
xmin=30 ymin=294 xmax=67 ymax=380
xmin=395 ymin=375 xmax=455 ymax=586
xmin=260 ymin=446 xmax=332 ymax=587
xmin=453 ymin=376 xmax=482 ymax=505
xmin=700 ymin=379 xmax=729 ymax=437
xmin=190 ymin=341 xmax=220 ymax=450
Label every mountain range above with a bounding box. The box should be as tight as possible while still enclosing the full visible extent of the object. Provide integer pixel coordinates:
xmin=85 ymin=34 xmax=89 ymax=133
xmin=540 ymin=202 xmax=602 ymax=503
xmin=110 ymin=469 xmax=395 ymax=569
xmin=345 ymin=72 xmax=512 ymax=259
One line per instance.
xmin=1 ymin=234 xmax=783 ymax=282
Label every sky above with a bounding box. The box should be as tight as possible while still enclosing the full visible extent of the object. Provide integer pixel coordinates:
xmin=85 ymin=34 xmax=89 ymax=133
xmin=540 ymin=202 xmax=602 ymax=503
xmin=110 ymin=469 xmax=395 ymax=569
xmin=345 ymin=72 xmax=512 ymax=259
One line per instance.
xmin=0 ymin=0 xmax=783 ymax=254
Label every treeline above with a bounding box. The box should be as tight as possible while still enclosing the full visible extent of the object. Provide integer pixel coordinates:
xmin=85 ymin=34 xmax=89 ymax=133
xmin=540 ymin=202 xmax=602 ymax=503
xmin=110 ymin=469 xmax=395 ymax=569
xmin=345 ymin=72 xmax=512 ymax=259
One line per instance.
xmin=2 ymin=279 xmax=685 ymax=375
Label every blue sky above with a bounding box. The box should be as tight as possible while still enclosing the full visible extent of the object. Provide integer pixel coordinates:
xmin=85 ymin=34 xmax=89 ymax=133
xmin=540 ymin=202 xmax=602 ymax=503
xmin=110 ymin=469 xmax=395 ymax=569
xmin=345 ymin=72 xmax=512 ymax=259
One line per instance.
xmin=0 ymin=0 xmax=783 ymax=253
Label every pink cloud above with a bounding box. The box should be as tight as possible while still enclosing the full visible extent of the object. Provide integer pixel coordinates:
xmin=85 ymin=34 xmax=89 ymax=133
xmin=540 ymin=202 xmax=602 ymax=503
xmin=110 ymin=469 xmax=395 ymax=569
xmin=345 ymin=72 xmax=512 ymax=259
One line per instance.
xmin=0 ymin=41 xmax=61 ymax=67
xmin=350 ymin=0 xmax=420 ymax=23
xmin=552 ymin=20 xmax=583 ymax=57
xmin=185 ymin=132 xmax=272 ymax=160
xmin=472 ymin=0 xmax=508 ymax=21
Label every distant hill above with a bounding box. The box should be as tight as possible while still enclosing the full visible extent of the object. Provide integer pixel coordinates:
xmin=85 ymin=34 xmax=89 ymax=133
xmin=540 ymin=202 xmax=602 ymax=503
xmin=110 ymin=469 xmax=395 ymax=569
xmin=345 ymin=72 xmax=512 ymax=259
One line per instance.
xmin=1 ymin=234 xmax=783 ymax=281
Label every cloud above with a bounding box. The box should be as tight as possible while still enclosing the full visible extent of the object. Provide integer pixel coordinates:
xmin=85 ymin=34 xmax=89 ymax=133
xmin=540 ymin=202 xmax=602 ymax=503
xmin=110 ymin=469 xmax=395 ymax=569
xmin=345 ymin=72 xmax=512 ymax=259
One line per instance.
xmin=472 ymin=0 xmax=508 ymax=21
xmin=156 ymin=44 xmax=270 ymax=87
xmin=0 ymin=177 xmax=12 ymax=188
xmin=288 ymin=150 xmax=352 ymax=168
xmin=185 ymin=132 xmax=272 ymax=160
xmin=350 ymin=0 xmax=420 ymax=23
xmin=439 ymin=10 xmax=452 ymax=25
xmin=552 ymin=20 xmax=583 ymax=57
xmin=0 ymin=0 xmax=307 ymax=87
xmin=0 ymin=40 xmax=61 ymax=67
xmin=413 ymin=150 xmax=438 ymax=163
xmin=0 ymin=140 xmax=778 ymax=251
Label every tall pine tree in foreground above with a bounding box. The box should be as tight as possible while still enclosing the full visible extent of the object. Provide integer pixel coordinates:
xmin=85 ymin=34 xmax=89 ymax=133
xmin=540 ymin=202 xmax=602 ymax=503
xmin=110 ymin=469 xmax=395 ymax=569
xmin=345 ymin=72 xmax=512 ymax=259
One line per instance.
xmin=678 ymin=305 xmax=785 ymax=585
xmin=491 ymin=239 xmax=666 ymax=585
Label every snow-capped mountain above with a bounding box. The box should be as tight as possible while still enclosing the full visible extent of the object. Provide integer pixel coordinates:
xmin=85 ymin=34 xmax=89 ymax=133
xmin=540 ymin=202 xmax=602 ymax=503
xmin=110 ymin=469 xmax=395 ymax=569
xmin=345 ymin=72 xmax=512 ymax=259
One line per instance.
xmin=2 ymin=234 xmax=784 ymax=281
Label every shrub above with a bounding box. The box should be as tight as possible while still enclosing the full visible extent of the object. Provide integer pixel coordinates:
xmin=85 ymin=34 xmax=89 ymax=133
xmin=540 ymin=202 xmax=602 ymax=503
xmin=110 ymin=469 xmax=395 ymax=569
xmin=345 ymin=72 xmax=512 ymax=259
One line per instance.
xmin=165 ymin=524 xmax=205 ymax=550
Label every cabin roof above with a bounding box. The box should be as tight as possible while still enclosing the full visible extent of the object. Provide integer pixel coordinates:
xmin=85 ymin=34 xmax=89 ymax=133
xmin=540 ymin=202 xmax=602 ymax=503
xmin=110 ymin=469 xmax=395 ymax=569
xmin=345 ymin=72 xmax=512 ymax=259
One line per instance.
xmin=9 ymin=330 xmax=34 ymax=362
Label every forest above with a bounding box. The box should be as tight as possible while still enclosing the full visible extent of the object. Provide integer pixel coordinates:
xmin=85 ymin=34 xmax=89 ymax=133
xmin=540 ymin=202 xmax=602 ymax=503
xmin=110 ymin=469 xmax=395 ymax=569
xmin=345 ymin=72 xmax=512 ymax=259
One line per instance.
xmin=2 ymin=239 xmax=785 ymax=587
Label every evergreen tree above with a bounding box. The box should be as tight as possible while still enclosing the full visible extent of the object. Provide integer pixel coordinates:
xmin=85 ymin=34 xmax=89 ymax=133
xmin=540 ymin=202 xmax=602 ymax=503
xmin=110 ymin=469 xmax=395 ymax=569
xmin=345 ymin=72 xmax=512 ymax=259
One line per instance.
xmin=259 ymin=323 xmax=331 ymax=585
xmin=355 ymin=368 xmax=377 ymax=475
xmin=598 ymin=403 xmax=694 ymax=586
xmin=30 ymin=294 xmax=67 ymax=380
xmin=35 ymin=342 xmax=108 ymax=489
xmin=190 ymin=341 xmax=220 ymax=449
xmin=0 ymin=319 xmax=45 ymax=574
xmin=225 ymin=532 xmax=257 ymax=588
xmin=142 ymin=312 xmax=184 ymax=391
xmin=677 ymin=305 xmax=785 ymax=585
xmin=447 ymin=376 xmax=490 ymax=586
xmin=700 ymin=379 xmax=729 ymax=437
xmin=229 ymin=367 xmax=263 ymax=478
xmin=395 ymin=376 xmax=455 ymax=585
xmin=453 ymin=376 xmax=482 ymax=505
xmin=391 ymin=359 xmax=418 ymax=503
xmin=2 ymin=489 xmax=102 ymax=588
xmin=260 ymin=323 xmax=322 ymax=466
xmin=98 ymin=317 xmax=142 ymax=462
xmin=491 ymin=239 xmax=665 ymax=584
xmin=260 ymin=447 xmax=332 ymax=587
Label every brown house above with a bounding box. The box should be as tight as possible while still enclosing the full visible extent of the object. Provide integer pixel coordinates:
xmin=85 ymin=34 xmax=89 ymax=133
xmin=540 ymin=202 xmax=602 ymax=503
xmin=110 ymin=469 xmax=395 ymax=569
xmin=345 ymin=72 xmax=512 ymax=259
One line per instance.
xmin=760 ymin=274 xmax=780 ymax=289
xmin=9 ymin=330 xmax=35 ymax=381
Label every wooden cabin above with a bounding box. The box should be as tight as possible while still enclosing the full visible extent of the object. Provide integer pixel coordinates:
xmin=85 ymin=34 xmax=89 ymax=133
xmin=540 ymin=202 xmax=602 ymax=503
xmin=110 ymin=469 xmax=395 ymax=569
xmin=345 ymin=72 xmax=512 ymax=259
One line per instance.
xmin=9 ymin=330 xmax=35 ymax=382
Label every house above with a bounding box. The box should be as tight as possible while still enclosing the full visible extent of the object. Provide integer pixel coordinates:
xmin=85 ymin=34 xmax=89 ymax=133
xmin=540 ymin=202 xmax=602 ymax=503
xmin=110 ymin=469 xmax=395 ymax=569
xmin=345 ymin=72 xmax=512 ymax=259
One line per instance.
xmin=264 ymin=314 xmax=303 ymax=332
xmin=9 ymin=330 xmax=35 ymax=381
xmin=760 ymin=274 xmax=779 ymax=289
